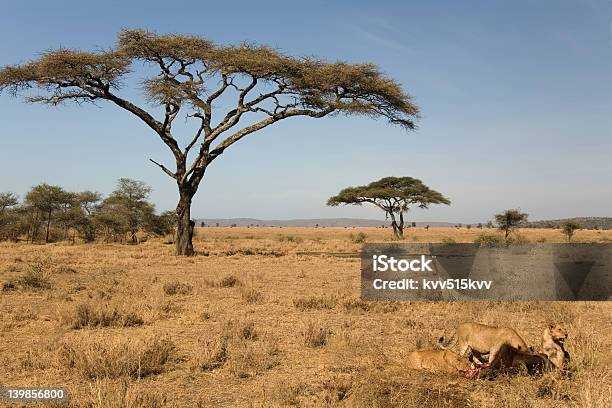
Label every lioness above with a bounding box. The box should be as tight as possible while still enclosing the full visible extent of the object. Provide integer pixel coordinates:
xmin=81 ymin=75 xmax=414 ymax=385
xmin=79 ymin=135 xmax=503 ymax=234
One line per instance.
xmin=407 ymin=349 xmax=472 ymax=374
xmin=542 ymin=324 xmax=570 ymax=369
xmin=439 ymin=322 xmax=529 ymax=363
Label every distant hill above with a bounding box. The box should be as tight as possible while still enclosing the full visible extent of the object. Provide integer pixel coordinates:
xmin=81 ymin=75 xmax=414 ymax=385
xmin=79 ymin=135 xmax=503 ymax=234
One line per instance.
xmin=194 ymin=218 xmax=456 ymax=228
xmin=524 ymin=217 xmax=612 ymax=230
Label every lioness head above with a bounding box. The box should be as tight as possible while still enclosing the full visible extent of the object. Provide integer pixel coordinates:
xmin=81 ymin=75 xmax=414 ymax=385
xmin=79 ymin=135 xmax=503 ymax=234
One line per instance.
xmin=548 ymin=324 xmax=568 ymax=344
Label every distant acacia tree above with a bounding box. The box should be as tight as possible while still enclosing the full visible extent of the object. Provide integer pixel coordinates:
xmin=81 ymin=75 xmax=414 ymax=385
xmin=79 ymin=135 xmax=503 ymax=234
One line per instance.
xmin=494 ymin=209 xmax=528 ymax=240
xmin=98 ymin=178 xmax=155 ymax=244
xmin=24 ymin=184 xmax=74 ymax=243
xmin=0 ymin=192 xmax=23 ymax=241
xmin=62 ymin=191 xmax=101 ymax=242
xmin=560 ymin=220 xmax=580 ymax=242
xmin=0 ymin=29 xmax=419 ymax=255
xmin=327 ymin=177 xmax=450 ymax=239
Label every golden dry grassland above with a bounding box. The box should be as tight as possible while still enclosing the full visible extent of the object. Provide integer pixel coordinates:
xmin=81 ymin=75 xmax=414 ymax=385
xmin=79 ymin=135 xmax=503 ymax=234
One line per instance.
xmin=1 ymin=227 xmax=611 ymax=407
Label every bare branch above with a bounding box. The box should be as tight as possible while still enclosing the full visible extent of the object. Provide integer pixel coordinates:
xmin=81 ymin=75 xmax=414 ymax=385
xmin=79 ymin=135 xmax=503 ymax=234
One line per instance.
xmin=149 ymin=158 xmax=177 ymax=180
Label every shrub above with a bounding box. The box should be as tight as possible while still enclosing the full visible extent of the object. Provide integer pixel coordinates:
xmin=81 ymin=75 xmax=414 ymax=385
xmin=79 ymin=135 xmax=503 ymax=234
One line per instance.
xmin=162 ymin=281 xmax=193 ymax=295
xmin=194 ymin=336 xmax=228 ymax=371
xmin=241 ymin=287 xmax=264 ymax=304
xmin=343 ymin=298 xmax=371 ymax=312
xmin=13 ymin=257 xmax=53 ymax=290
xmin=2 ymin=281 xmax=17 ymax=291
xmin=55 ymin=265 xmax=78 ymax=274
xmin=278 ymin=235 xmax=303 ymax=243
xmin=293 ymin=295 xmax=337 ymax=311
xmin=473 ymin=233 xmax=504 ymax=246
xmin=18 ymin=268 xmax=51 ymax=290
xmin=350 ymin=232 xmax=367 ymax=244
xmin=218 ymin=275 xmax=241 ymax=288
xmin=222 ymin=319 xmax=259 ymax=341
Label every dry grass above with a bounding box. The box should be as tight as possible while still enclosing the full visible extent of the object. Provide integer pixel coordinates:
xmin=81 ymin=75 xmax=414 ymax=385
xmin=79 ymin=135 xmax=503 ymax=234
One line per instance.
xmin=0 ymin=227 xmax=610 ymax=407
xmin=293 ymin=295 xmax=338 ymax=310
xmin=58 ymin=335 xmax=175 ymax=380
xmin=302 ymin=320 xmax=332 ymax=348
xmin=62 ymin=302 xmax=144 ymax=329
xmin=162 ymin=280 xmax=193 ymax=295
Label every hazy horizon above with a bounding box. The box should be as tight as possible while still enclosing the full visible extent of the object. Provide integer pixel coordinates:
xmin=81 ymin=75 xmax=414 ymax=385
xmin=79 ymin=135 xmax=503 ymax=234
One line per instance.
xmin=1 ymin=1 xmax=611 ymax=224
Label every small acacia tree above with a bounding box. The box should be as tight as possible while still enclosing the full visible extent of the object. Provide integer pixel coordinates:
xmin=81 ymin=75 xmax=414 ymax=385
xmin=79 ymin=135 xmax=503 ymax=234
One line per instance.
xmin=327 ymin=177 xmax=450 ymax=239
xmin=494 ymin=209 xmax=528 ymax=240
xmin=0 ymin=29 xmax=419 ymax=255
xmin=560 ymin=220 xmax=580 ymax=242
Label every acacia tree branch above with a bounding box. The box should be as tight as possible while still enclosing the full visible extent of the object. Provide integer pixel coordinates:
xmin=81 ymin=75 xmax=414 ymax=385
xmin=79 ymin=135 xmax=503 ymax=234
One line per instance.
xmin=149 ymin=158 xmax=177 ymax=180
xmin=101 ymin=89 xmax=184 ymax=162
xmin=208 ymin=107 xmax=335 ymax=160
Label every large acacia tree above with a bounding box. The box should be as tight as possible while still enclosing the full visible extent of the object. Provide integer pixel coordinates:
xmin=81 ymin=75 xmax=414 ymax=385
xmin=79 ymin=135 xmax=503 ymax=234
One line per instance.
xmin=0 ymin=29 xmax=419 ymax=255
xmin=327 ymin=177 xmax=450 ymax=239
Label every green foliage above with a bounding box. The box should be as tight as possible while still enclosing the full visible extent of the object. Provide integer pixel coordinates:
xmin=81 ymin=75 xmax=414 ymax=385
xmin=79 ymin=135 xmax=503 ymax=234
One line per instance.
xmin=327 ymin=176 xmax=450 ymax=239
xmin=0 ymin=29 xmax=421 ymax=256
xmin=474 ymin=233 xmax=504 ymax=246
xmin=524 ymin=217 xmax=610 ymax=230
xmin=494 ymin=209 xmax=528 ymax=239
xmin=560 ymin=220 xmax=581 ymax=242
xmin=23 ymin=183 xmax=74 ymax=243
xmin=97 ymin=178 xmax=155 ymax=243
xmin=0 ymin=192 xmax=24 ymax=241
xmin=0 ymin=179 xmax=172 ymax=244
xmin=350 ymin=232 xmax=367 ymax=244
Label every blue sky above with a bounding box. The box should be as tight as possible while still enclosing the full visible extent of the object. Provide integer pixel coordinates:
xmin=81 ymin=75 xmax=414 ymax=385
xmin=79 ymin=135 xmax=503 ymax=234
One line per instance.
xmin=1 ymin=0 xmax=611 ymax=223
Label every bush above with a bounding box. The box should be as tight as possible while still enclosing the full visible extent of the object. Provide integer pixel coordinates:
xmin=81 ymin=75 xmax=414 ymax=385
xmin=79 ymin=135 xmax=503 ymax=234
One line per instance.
xmin=293 ymin=295 xmax=337 ymax=311
xmin=473 ymin=233 xmax=504 ymax=246
xmin=162 ymin=281 xmax=193 ymax=295
xmin=18 ymin=268 xmax=51 ymax=290
xmin=343 ymin=298 xmax=371 ymax=312
xmin=350 ymin=232 xmax=367 ymax=244
xmin=218 ymin=275 xmax=241 ymax=287
xmin=241 ymin=287 xmax=264 ymax=304
xmin=10 ymin=257 xmax=54 ymax=290
xmin=194 ymin=336 xmax=228 ymax=371
xmin=2 ymin=281 xmax=17 ymax=291
xmin=278 ymin=235 xmax=303 ymax=243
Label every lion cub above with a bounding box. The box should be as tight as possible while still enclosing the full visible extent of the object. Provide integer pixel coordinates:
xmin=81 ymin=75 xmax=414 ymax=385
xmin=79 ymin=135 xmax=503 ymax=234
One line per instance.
xmin=439 ymin=322 xmax=529 ymax=363
xmin=542 ymin=324 xmax=570 ymax=369
xmin=407 ymin=349 xmax=472 ymax=374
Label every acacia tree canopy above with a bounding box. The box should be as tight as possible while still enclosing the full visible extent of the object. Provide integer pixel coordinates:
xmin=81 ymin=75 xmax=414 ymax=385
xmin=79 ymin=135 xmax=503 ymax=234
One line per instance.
xmin=0 ymin=29 xmax=420 ymax=255
xmin=494 ymin=209 xmax=528 ymax=240
xmin=327 ymin=177 xmax=450 ymax=239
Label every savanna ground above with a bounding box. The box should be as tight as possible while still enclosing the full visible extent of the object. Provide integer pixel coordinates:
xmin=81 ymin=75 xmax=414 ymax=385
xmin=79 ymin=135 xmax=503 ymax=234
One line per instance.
xmin=1 ymin=227 xmax=611 ymax=407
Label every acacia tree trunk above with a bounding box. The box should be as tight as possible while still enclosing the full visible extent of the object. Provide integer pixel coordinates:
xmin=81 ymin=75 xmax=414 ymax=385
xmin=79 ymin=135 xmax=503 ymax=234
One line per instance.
xmin=45 ymin=208 xmax=52 ymax=243
xmin=388 ymin=212 xmax=404 ymax=240
xmin=176 ymin=189 xmax=195 ymax=256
